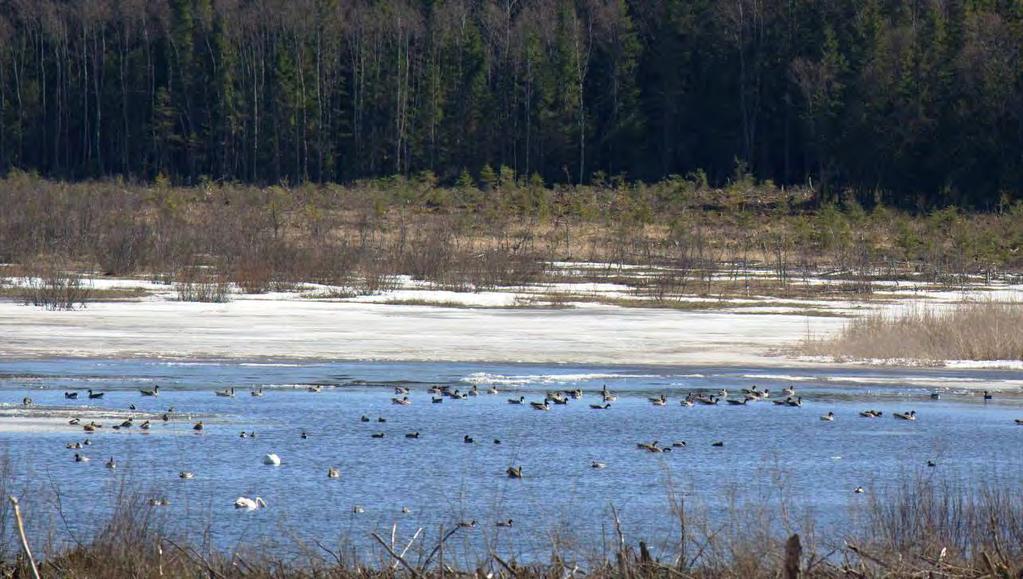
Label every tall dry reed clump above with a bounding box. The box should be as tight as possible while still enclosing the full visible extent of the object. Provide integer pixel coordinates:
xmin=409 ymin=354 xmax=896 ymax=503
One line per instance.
xmin=804 ymin=301 xmax=1023 ymax=361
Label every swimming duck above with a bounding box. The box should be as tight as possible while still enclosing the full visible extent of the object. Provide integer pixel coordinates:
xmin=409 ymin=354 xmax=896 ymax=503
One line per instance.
xmin=854 ymin=487 xmax=865 ymax=494
xmin=307 ymin=385 xmax=324 ymax=393
xmin=327 ymin=467 xmax=340 ymax=479
xmin=377 ymin=417 xmax=387 ymax=423
xmin=464 ymin=435 xmax=475 ymax=443
xmin=234 ymin=496 xmax=267 ymax=510
xmin=649 ymin=394 xmax=667 ymax=406
xmin=150 ymin=498 xmax=170 ymax=507
xmin=590 ymin=403 xmax=611 ymax=409
xmin=506 ymin=466 xmax=522 ymax=479
xmin=983 ymin=390 xmax=993 ymax=401
xmin=360 ymin=415 xmax=370 ymax=422
xmin=894 ymin=410 xmax=917 ymax=421
xmin=487 ymin=386 xmax=498 ymax=395
xmin=300 ymin=431 xmax=309 ymax=439
xmin=391 ymin=396 xmax=411 ymax=406
xmin=139 ymin=385 xmax=160 ymax=397
xmin=508 ymin=396 xmax=525 ymax=405
xmin=140 ymin=420 xmax=151 ymax=430
xmin=405 ymin=432 xmax=420 ymax=439
xmin=179 ymin=471 xmax=194 ymax=479
xmin=672 ymin=441 xmax=687 ymax=448
xmin=192 ymin=421 xmax=204 ymax=431
xmin=496 ymin=519 xmax=514 ymax=527
xmin=66 ymin=442 xmax=82 ymax=449
xmin=711 ymin=441 xmax=725 ymax=447
xmin=74 ymin=453 xmax=90 ymax=463
xmin=371 ymin=432 xmax=385 ymax=439
xmin=457 ymin=520 xmax=477 ymax=528
xmin=820 ymin=412 xmax=835 ymax=421
xmin=88 ymin=389 xmax=104 ymax=399
xmin=493 ymin=439 xmax=501 ymax=444
xmin=352 ymin=505 xmax=365 ymax=513
xmin=22 ymin=398 xmax=31 ymax=406
xmin=68 ymin=418 xmax=81 ymax=425
xmin=927 ymin=460 xmax=936 ymax=467
xmin=591 ymin=461 xmax=607 ymax=469
xmin=161 ymin=413 xmax=170 ymax=422
xmin=401 ymin=506 xmax=412 ymax=514
xmin=469 ymin=385 xmax=479 ymax=397
xmin=65 ymin=391 xmax=78 ymax=399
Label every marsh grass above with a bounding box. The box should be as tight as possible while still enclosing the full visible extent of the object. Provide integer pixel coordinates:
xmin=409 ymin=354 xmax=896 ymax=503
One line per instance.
xmin=803 ymin=301 xmax=1023 ymax=361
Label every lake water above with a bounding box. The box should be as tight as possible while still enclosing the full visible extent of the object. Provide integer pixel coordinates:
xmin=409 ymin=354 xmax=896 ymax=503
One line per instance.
xmin=1 ymin=358 xmax=1022 ymax=564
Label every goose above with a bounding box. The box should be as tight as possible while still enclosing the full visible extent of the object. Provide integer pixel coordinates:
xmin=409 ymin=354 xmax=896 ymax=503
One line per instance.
xmin=428 ymin=385 xmax=443 ymax=394
xmin=327 ymin=467 xmax=340 ymax=479
xmin=496 ymin=519 xmax=514 ymax=527
xmin=65 ymin=392 xmax=78 ymax=400
xmin=590 ymin=403 xmax=611 ymax=409
xmin=711 ymin=441 xmax=725 ymax=447
xmin=192 ymin=421 xmax=204 ymax=431
xmin=785 ymin=397 xmax=803 ymax=407
xmin=240 ymin=431 xmax=249 ymax=438
xmin=469 ymin=385 xmax=479 ymax=397
xmin=929 ymin=391 xmax=940 ymax=400
xmin=672 ymin=441 xmax=687 ymax=448
xmin=394 ymin=386 xmax=411 ymax=395
xmin=859 ymin=410 xmax=882 ymax=418
xmin=591 ymin=461 xmax=607 ymax=469
xmin=602 ymin=392 xmax=618 ymax=403
xmin=161 ymin=413 xmax=170 ymax=422
xmin=263 ymin=453 xmax=281 ymax=466
xmin=179 ymin=471 xmax=194 ymax=479
xmin=88 ymin=389 xmax=104 ymax=399
xmin=234 ymin=496 xmax=267 ymax=510
xmin=105 ymin=457 xmax=117 ymax=469
xmin=150 ymin=498 xmax=170 ymax=507
xmin=432 ymin=396 xmax=444 ymax=404
xmin=464 ymin=435 xmax=475 ymax=444
xmin=457 ymin=520 xmax=477 ymax=529
xmin=352 ymin=505 xmax=365 ymax=513
xmin=772 ymin=398 xmax=790 ymax=406
xmin=854 ymin=487 xmax=865 ymax=494
xmin=140 ymin=385 xmax=159 ymax=397
xmin=68 ymin=418 xmax=81 ymax=426
xmin=215 ymin=387 xmax=235 ymax=398
xmin=391 ymin=396 xmax=411 ymax=406
xmin=506 ymin=466 xmax=522 ymax=479
xmin=74 ymin=453 xmax=90 ymax=463
xmin=360 ymin=415 xmax=371 ymax=422
xmin=377 ymin=417 xmax=387 ymax=423
xmin=251 ymin=387 xmax=265 ymax=397
xmin=22 ymin=398 xmax=31 ymax=406
xmin=648 ymin=394 xmax=667 ymax=406
xmin=1015 ymin=419 xmax=1023 ymax=425
xmin=83 ymin=422 xmax=102 ymax=432
xmin=66 ymin=442 xmax=83 ymax=449
xmin=783 ymin=386 xmax=796 ymax=397
xmin=726 ymin=398 xmax=747 ymax=406
xmin=636 ymin=441 xmax=660 ymax=452
xmin=401 ymin=506 xmax=412 ymax=514
xmin=83 ymin=439 xmax=92 ymax=445
xmin=718 ymin=389 xmax=729 ymax=399
xmin=894 ymin=411 xmax=917 ymax=421
xmin=405 ymin=432 xmax=420 ymax=439
xmin=140 ymin=420 xmax=151 ymax=430
xmin=530 ymin=399 xmax=550 ymax=411
xmin=695 ymin=396 xmax=718 ymax=406
xmin=820 ymin=412 xmax=835 ymax=421
xmin=371 ymin=432 xmax=385 ymax=439
xmin=567 ymin=389 xmax=583 ymax=400
xmin=680 ymin=397 xmax=694 ymax=407
xmin=129 ymin=404 xmax=136 ymax=410
xmin=119 ymin=418 xmax=134 ymax=428
xmin=508 ymin=396 xmax=525 ymax=405
xmin=983 ymin=390 xmax=993 ymax=401
xmin=552 ymin=396 xmax=569 ymax=405
xmin=307 ymin=385 xmax=323 ymax=393
xmin=487 ymin=386 xmax=498 ymax=395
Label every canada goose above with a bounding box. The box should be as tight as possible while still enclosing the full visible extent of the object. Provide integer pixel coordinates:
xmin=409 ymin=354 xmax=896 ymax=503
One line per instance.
xmin=74 ymin=453 xmax=90 ymax=462
xmin=66 ymin=442 xmax=82 ymax=449
xmin=405 ymin=432 xmax=420 ymax=438
xmin=69 ymin=418 xmax=81 ymax=425
xmin=854 ymin=487 xmax=865 ymax=494
xmin=251 ymin=387 xmax=265 ymax=397
xmin=83 ymin=424 xmax=96 ymax=432
xmin=497 ymin=519 xmax=514 ymax=527
xmin=929 ymin=391 xmax=940 ymax=400
xmin=394 ymin=386 xmax=410 ymax=395
xmin=391 ymin=396 xmax=411 ymax=405
xmin=83 ymin=439 xmax=92 ymax=445
xmin=352 ymin=505 xmax=365 ymax=513
xmin=894 ymin=411 xmax=917 ymax=421
xmin=464 ymin=435 xmax=475 ymax=443
xmin=469 ymin=385 xmax=479 ymax=396
xmin=300 ymin=431 xmax=309 ymax=439
xmin=636 ymin=441 xmax=660 ymax=452
xmin=150 ymin=498 xmax=170 ymax=507
xmin=234 ymin=496 xmax=267 ymax=510
xmin=726 ymin=398 xmax=747 ymax=406
xmin=327 ymin=467 xmax=340 ymax=479
xmin=377 ymin=417 xmax=387 ymax=423
xmin=371 ymin=432 xmax=385 ymax=438
xmin=65 ymin=391 xmax=78 ymax=399
xmin=718 ymin=389 xmax=729 ymax=399
xmin=119 ymin=418 xmax=134 ymax=428
xmin=432 ymin=396 xmax=444 ymax=403
xmin=429 ymin=385 xmax=443 ymax=394
xmin=360 ymin=415 xmax=370 ymax=422
xmin=649 ymin=394 xmax=667 ymax=406
xmin=88 ymin=389 xmax=104 ymax=399
xmin=591 ymin=461 xmax=607 ymax=469
xmin=22 ymin=398 xmax=31 ymax=406
xmin=590 ymin=403 xmax=611 ymax=409
xmin=240 ymin=431 xmax=249 ymax=438
xmin=859 ymin=410 xmax=882 ymax=418
xmin=192 ymin=421 xmax=204 ymax=431
xmin=680 ymin=398 xmax=694 ymax=407
xmin=179 ymin=471 xmax=194 ymax=479
xmin=457 ymin=520 xmax=477 ymax=528
xmin=140 ymin=420 xmax=151 ymax=430
xmin=506 ymin=466 xmax=522 ymax=479
xmin=129 ymin=404 xmax=136 ymax=410
xmin=786 ymin=397 xmax=803 ymax=407
xmin=711 ymin=441 xmax=725 ymax=447
xmin=530 ymin=399 xmax=550 ymax=411
xmin=263 ymin=453 xmax=281 ymax=466
xmin=672 ymin=441 xmax=687 ymax=448
xmin=820 ymin=412 xmax=835 ymax=421
xmin=983 ymin=390 xmax=993 ymax=401
xmin=140 ymin=385 xmax=159 ymax=397
xmin=783 ymin=387 xmax=796 ymax=397
xmin=508 ymin=396 xmax=525 ymax=405
xmin=105 ymin=457 xmax=117 ymax=469
xmin=161 ymin=413 xmax=170 ymax=422
xmin=307 ymin=385 xmax=323 ymax=393
xmin=487 ymin=386 xmax=498 ymax=395
xmin=215 ymin=387 xmax=235 ymax=397
xmin=568 ymin=389 xmax=583 ymax=399
xmin=695 ymin=396 xmax=718 ymax=405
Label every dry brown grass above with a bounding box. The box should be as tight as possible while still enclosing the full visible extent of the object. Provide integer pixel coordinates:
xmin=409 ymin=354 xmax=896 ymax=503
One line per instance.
xmin=803 ymin=301 xmax=1023 ymax=361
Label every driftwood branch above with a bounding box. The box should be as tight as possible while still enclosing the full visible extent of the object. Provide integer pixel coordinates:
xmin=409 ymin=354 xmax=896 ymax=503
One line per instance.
xmin=9 ymin=496 xmax=42 ymax=579
xmin=372 ymin=532 xmax=421 ymax=578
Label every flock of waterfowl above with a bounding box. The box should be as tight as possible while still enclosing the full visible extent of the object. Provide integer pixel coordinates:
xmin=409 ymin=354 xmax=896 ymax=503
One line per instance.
xmin=15 ymin=380 xmax=1019 ymax=511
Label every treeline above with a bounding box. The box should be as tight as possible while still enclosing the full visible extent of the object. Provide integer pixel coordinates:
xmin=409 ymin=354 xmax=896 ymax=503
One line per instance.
xmin=0 ymin=0 xmax=1021 ymax=207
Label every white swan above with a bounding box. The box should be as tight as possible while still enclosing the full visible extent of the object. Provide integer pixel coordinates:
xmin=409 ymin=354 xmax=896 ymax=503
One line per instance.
xmin=263 ymin=453 xmax=281 ymax=466
xmin=234 ymin=496 xmax=267 ymax=510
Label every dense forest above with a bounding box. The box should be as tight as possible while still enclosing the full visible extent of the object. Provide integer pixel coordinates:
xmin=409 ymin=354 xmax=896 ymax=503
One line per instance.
xmin=0 ymin=0 xmax=1020 ymax=207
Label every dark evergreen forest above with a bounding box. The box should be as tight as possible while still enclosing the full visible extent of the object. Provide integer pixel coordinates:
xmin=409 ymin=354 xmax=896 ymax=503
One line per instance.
xmin=0 ymin=0 xmax=1020 ymax=207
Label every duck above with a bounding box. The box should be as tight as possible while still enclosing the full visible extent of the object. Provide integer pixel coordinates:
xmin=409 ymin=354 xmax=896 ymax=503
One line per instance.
xmin=649 ymin=394 xmax=668 ymax=406
xmin=129 ymin=404 xmax=136 ymax=410
xmin=149 ymin=498 xmax=170 ymax=507
xmin=785 ymin=397 xmax=803 ymax=407
xmin=506 ymin=466 xmax=522 ymax=479
xmin=105 ymin=457 xmax=117 ymax=469
xmin=352 ymin=505 xmax=365 ymax=513
xmin=672 ymin=441 xmax=687 ymax=448
xmin=300 ymin=431 xmax=309 ymax=439
xmin=432 ymin=396 xmax=444 ymax=403
xmin=251 ymin=387 xmax=265 ymax=397
xmin=496 ymin=519 xmax=514 ymax=527
xmin=327 ymin=467 xmax=340 ymax=479
xmin=22 ymin=398 xmax=32 ymax=406
xmin=391 ymin=396 xmax=411 ymax=406
xmin=859 ymin=410 xmax=883 ymax=418
xmin=263 ymin=453 xmax=281 ymax=466
xmin=820 ymin=412 xmax=835 ymax=421
xmin=530 ymin=399 xmax=550 ymax=411
xmin=371 ymin=432 xmax=385 ymax=439
xmin=64 ymin=391 xmax=79 ymax=399
xmin=894 ymin=410 xmax=917 ymax=421
xmin=68 ymin=418 xmax=81 ymax=426
xmin=726 ymin=398 xmax=747 ymax=406
xmin=464 ymin=435 xmax=475 ymax=444
xmin=192 ymin=421 xmax=204 ymax=431
xmin=405 ymin=432 xmax=420 ymax=439
xmin=507 ymin=396 xmax=525 ymax=405
xmin=983 ymin=390 xmax=993 ymax=401
xmin=88 ymin=389 xmax=104 ymax=399
xmin=360 ymin=415 xmax=370 ymax=422
xmin=161 ymin=413 xmax=170 ymax=422
xmin=636 ymin=441 xmax=661 ymax=452
xmin=493 ymin=439 xmax=501 ymax=444
xmin=590 ymin=403 xmax=611 ymax=409
xmin=140 ymin=420 xmax=151 ymax=430
xmin=234 ymin=496 xmax=267 ymax=510
xmin=927 ymin=460 xmax=936 ymax=467
xmin=591 ymin=461 xmax=607 ymax=469
xmin=711 ymin=441 xmax=725 ymax=447
xmin=74 ymin=453 xmax=90 ymax=463
xmin=469 ymin=385 xmax=479 ymax=397
xmin=487 ymin=386 xmax=498 ymax=395
xmin=457 ymin=520 xmax=477 ymax=529
xmin=179 ymin=471 xmax=194 ymax=479
xmin=377 ymin=417 xmax=387 ymax=423
xmin=307 ymin=385 xmax=324 ymax=393
xmin=215 ymin=387 xmax=236 ymax=398
xmin=139 ymin=385 xmax=160 ymax=397
xmin=854 ymin=487 xmax=865 ymax=494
